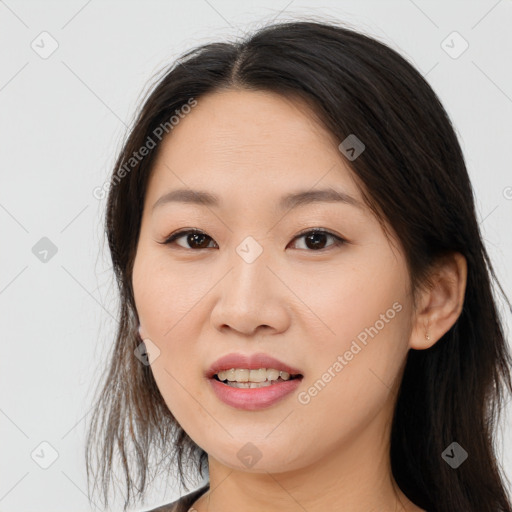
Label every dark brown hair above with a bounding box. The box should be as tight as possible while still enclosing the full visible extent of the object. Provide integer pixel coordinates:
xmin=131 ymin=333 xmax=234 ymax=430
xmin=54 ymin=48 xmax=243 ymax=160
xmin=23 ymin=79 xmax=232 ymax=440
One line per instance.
xmin=85 ymin=19 xmax=512 ymax=512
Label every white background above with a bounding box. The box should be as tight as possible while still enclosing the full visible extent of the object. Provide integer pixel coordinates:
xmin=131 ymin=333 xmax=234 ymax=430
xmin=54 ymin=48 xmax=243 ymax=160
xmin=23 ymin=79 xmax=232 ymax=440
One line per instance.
xmin=1 ymin=0 xmax=511 ymax=510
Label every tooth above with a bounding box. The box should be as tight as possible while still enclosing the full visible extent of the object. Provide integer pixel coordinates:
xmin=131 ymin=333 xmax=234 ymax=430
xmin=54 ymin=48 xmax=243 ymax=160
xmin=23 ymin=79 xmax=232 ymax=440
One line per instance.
xmin=226 ymin=381 xmax=274 ymax=388
xmin=234 ymin=369 xmax=250 ymax=382
xmin=249 ymin=368 xmax=267 ymax=382
xmin=217 ymin=368 xmax=297 ymax=383
xmin=228 ymin=382 xmax=247 ymax=388
xmin=267 ymin=369 xmax=280 ymax=381
xmin=225 ymin=368 xmax=236 ymax=381
xmin=249 ymin=381 xmax=271 ymax=388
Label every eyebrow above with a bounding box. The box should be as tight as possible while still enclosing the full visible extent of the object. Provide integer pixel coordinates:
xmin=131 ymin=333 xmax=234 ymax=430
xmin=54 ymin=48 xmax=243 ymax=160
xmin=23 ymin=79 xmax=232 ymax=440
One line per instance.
xmin=152 ymin=187 xmax=364 ymax=212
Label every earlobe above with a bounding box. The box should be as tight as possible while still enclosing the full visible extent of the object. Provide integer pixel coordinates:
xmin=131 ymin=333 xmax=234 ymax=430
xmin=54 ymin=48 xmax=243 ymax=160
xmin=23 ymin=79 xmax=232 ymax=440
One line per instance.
xmin=409 ymin=252 xmax=467 ymax=350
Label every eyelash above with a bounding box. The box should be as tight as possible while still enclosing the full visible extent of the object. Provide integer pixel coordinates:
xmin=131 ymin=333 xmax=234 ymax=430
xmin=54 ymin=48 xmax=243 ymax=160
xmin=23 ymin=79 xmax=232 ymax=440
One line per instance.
xmin=160 ymin=228 xmax=346 ymax=252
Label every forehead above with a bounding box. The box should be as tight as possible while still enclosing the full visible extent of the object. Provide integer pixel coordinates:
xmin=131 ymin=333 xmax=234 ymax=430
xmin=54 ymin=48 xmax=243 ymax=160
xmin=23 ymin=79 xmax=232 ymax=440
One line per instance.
xmin=172 ymin=88 xmax=335 ymax=144
xmin=147 ymin=89 xmax=362 ymax=203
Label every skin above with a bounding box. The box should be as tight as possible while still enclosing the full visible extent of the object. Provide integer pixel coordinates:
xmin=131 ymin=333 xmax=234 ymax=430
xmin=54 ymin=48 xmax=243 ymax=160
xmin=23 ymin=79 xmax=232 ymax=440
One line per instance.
xmin=132 ymin=89 xmax=467 ymax=512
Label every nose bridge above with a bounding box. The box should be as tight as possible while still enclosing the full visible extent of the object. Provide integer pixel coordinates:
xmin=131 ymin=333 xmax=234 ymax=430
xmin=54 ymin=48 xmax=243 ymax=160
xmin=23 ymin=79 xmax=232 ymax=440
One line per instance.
xmin=211 ymin=232 xmax=288 ymax=334
xmin=229 ymin=233 xmax=274 ymax=301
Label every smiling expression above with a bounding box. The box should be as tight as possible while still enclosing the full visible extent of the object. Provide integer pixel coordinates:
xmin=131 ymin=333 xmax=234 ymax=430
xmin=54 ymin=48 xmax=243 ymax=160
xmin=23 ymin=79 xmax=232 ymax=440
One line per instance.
xmin=132 ymin=88 xmax=416 ymax=473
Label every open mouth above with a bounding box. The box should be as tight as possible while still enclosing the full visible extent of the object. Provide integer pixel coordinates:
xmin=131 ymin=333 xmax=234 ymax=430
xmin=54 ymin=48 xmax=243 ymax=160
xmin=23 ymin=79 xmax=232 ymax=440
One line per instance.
xmin=208 ymin=362 xmax=304 ymax=409
xmin=212 ymin=371 xmax=303 ymax=389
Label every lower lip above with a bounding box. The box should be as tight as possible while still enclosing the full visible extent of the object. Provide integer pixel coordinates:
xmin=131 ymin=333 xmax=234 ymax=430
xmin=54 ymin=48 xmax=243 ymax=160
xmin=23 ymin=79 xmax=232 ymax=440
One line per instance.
xmin=208 ymin=377 xmax=302 ymax=410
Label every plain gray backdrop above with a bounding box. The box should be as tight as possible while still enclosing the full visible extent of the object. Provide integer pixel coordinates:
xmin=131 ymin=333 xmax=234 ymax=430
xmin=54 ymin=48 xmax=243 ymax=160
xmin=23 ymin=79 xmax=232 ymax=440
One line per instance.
xmin=1 ymin=0 xmax=511 ymax=510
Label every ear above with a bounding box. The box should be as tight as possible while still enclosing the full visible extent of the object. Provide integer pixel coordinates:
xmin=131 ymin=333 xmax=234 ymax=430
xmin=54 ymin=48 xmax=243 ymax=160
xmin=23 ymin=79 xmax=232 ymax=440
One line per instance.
xmin=409 ymin=252 xmax=467 ymax=350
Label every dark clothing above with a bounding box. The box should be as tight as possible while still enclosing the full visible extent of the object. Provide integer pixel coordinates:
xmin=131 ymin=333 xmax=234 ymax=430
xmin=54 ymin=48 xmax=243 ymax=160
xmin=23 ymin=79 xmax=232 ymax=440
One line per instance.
xmin=142 ymin=483 xmax=210 ymax=512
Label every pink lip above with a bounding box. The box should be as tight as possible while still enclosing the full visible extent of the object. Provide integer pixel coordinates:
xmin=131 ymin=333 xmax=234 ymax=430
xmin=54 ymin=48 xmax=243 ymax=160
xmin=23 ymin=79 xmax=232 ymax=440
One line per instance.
xmin=206 ymin=352 xmax=304 ymax=411
xmin=209 ymin=377 xmax=302 ymax=410
xmin=206 ymin=352 xmax=303 ymax=378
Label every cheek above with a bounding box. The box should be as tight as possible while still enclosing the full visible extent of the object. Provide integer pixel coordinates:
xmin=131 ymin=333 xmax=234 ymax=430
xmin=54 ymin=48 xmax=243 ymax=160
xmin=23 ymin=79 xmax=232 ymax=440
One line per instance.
xmin=302 ymin=256 xmax=406 ymax=351
xmin=132 ymin=250 xmax=210 ymax=414
xmin=297 ymin=255 xmax=410 ymax=415
xmin=132 ymin=250 xmax=205 ymax=338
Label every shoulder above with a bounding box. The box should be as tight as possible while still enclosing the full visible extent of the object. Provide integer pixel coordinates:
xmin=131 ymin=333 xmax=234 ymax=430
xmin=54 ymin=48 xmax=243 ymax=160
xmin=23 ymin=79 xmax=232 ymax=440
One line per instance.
xmin=141 ymin=483 xmax=210 ymax=512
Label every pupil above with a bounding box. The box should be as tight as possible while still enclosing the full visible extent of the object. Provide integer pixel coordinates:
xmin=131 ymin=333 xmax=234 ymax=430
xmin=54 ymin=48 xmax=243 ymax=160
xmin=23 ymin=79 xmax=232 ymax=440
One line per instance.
xmin=306 ymin=232 xmax=326 ymax=250
xmin=189 ymin=233 xmax=209 ymax=249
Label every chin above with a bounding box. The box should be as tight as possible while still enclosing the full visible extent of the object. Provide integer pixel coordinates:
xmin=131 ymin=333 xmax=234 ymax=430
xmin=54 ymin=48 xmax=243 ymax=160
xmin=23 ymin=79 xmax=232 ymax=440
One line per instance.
xmin=206 ymin=438 xmax=307 ymax=474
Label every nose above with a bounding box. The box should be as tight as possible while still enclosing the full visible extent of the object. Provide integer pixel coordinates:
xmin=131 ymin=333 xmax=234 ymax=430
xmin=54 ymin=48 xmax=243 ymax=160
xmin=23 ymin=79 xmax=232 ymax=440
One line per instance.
xmin=210 ymin=246 xmax=290 ymax=337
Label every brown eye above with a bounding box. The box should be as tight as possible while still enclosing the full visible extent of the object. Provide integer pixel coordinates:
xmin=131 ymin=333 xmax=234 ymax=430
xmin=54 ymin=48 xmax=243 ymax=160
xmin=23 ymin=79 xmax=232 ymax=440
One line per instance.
xmin=162 ymin=229 xmax=217 ymax=250
xmin=290 ymin=229 xmax=345 ymax=251
xmin=160 ymin=228 xmax=345 ymax=252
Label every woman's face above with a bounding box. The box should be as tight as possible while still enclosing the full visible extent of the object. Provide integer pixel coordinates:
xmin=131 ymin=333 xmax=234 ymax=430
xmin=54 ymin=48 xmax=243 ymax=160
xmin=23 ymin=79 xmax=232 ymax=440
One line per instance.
xmin=132 ymin=89 xmax=416 ymax=474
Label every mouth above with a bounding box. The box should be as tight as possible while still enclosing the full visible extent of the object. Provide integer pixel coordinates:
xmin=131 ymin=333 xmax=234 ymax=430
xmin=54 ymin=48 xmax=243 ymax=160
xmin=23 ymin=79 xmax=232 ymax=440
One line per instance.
xmin=206 ymin=352 xmax=304 ymax=388
xmin=212 ymin=369 xmax=303 ymax=388
xmin=206 ymin=353 xmax=304 ymax=410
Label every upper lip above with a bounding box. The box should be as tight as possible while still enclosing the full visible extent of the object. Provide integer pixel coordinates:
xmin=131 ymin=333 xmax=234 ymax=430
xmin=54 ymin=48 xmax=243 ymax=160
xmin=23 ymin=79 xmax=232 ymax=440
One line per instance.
xmin=206 ymin=352 xmax=303 ymax=379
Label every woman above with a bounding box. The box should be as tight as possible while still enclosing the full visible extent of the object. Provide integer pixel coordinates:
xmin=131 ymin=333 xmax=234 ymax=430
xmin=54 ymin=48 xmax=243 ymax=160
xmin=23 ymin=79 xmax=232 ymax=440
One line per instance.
xmin=85 ymin=19 xmax=512 ymax=512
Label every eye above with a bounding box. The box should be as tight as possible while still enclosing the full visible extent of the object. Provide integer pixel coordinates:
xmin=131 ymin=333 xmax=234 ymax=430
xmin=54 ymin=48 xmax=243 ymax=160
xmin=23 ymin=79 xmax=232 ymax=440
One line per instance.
xmin=290 ymin=228 xmax=346 ymax=251
xmin=161 ymin=228 xmax=217 ymax=250
xmin=159 ymin=228 xmax=346 ymax=251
